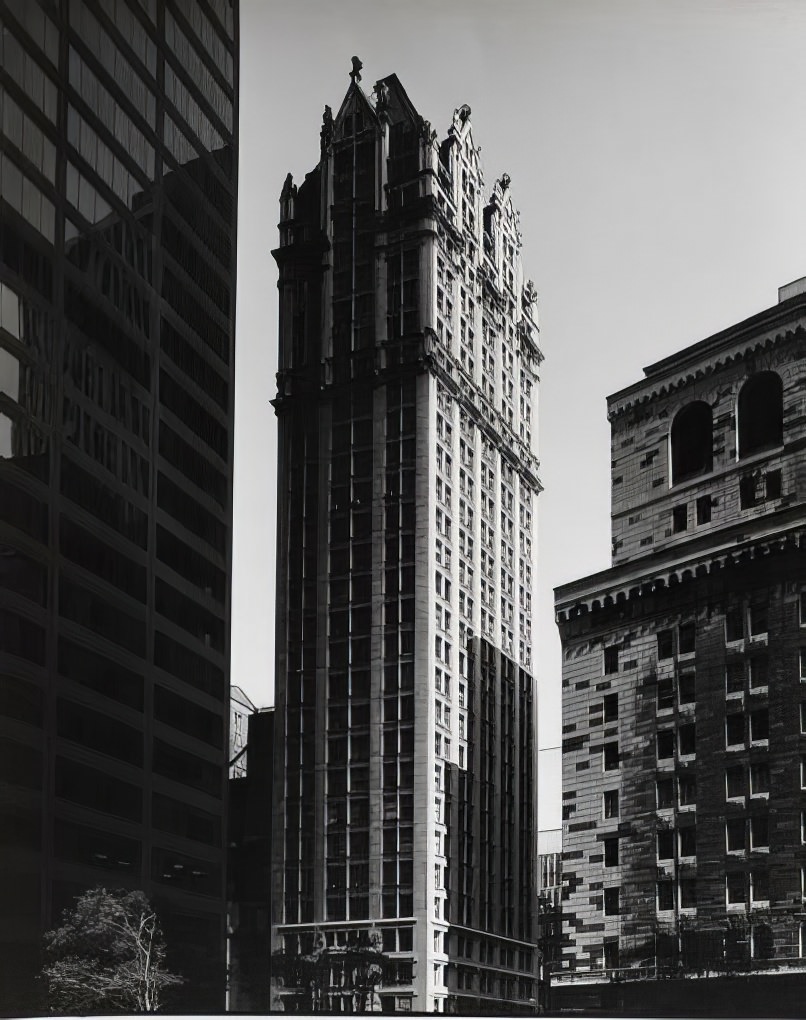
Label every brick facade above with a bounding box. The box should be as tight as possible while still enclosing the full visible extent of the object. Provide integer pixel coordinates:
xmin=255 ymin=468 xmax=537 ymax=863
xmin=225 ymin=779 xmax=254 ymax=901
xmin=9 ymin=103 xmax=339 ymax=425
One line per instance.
xmin=556 ymin=285 xmax=806 ymax=978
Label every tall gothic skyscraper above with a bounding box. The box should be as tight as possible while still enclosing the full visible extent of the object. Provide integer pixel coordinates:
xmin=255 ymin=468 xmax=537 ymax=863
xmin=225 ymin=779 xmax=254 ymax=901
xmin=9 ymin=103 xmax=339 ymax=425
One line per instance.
xmin=272 ymin=64 xmax=542 ymax=1013
xmin=0 ymin=0 xmax=238 ymax=1010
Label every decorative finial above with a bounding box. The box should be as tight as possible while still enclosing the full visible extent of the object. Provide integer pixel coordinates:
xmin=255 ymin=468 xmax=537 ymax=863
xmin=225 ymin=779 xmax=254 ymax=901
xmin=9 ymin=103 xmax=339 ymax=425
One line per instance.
xmin=373 ymin=79 xmax=389 ymax=110
xmin=350 ymin=56 xmax=363 ymax=83
xmin=320 ymin=105 xmax=333 ymax=144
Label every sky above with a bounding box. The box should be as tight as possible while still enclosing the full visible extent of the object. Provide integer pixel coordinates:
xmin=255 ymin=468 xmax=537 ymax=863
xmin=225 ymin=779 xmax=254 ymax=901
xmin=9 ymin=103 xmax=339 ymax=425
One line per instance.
xmin=231 ymin=0 xmax=806 ymax=830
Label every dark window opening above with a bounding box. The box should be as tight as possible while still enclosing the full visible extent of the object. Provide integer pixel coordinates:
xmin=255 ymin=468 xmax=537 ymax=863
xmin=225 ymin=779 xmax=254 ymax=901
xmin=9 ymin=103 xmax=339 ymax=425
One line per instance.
xmin=750 ymin=762 xmax=769 ymax=796
xmin=657 ymin=830 xmax=674 ymax=860
xmin=727 ymin=872 xmax=746 ymax=903
xmin=603 ymin=645 xmax=619 ymax=675
xmin=679 ymin=622 xmax=696 ymax=655
xmin=726 ymin=714 xmax=745 ymax=746
xmin=603 ymin=790 xmax=619 ymax=818
xmin=750 ymin=815 xmax=769 ymax=850
xmin=726 ymin=819 xmax=745 ymax=853
xmin=679 ymin=775 xmax=696 ymax=806
xmin=672 ymin=505 xmax=688 ymax=533
xmin=766 ymin=469 xmax=782 ymax=500
xmin=603 ymin=694 xmax=618 ymax=723
xmin=656 ymin=777 xmax=674 ymax=808
xmin=658 ymin=675 xmax=674 ymax=711
xmin=738 ymin=372 xmax=783 ymax=458
xmin=657 ymin=630 xmax=674 ymax=660
xmin=604 ymin=887 xmax=620 ymax=916
xmin=750 ymin=708 xmax=769 ymax=742
xmin=696 ymin=495 xmax=712 ymax=525
xmin=679 ymin=723 xmax=696 ymax=756
xmin=679 ymin=672 xmax=695 ymax=704
xmin=680 ymin=879 xmax=696 ymax=908
xmin=726 ymin=607 xmax=744 ymax=642
xmin=604 ymin=837 xmax=619 ymax=867
xmin=726 ymin=765 xmax=744 ymax=799
xmin=657 ymin=730 xmax=674 ymax=759
xmin=657 ymin=880 xmax=675 ymax=911
xmin=679 ymin=826 xmax=696 ymax=857
xmin=603 ymin=742 xmax=619 ymax=771
xmin=726 ymin=661 xmax=744 ymax=694
xmin=671 ymin=401 xmax=713 ymax=484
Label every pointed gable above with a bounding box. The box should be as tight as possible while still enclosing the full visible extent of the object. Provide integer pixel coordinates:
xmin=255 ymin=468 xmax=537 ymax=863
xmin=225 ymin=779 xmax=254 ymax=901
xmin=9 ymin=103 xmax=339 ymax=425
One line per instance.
xmin=332 ymin=78 xmax=378 ymax=141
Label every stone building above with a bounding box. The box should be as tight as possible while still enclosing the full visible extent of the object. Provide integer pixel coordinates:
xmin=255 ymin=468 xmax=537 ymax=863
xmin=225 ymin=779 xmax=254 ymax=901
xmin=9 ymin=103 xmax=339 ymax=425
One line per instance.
xmin=555 ymin=280 xmax=806 ymax=982
xmin=271 ymin=62 xmax=541 ymax=1013
xmin=0 ymin=0 xmax=238 ymax=1010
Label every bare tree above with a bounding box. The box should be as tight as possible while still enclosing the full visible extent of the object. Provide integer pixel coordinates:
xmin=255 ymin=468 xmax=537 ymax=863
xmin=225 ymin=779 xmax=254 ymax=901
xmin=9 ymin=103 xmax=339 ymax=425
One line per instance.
xmin=42 ymin=887 xmax=183 ymax=1014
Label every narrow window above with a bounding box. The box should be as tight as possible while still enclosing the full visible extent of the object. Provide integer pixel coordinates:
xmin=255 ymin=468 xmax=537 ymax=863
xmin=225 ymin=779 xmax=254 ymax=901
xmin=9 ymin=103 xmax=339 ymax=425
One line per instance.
xmin=751 ymin=872 xmax=770 ymax=906
xmin=603 ymin=790 xmax=619 ymax=819
xmin=679 ymin=879 xmax=696 ymax=908
xmin=657 ymin=830 xmax=674 ymax=860
xmin=657 ymin=730 xmax=674 ymax=759
xmin=603 ymin=742 xmax=619 ymax=771
xmin=679 ymin=723 xmax=696 ymax=756
xmin=603 ymin=694 xmax=619 ymax=723
xmin=679 ymin=622 xmax=696 ymax=655
xmin=679 ymin=826 xmax=696 ymax=858
xmin=748 ymin=601 xmax=768 ymax=637
xmin=765 ymin=469 xmax=782 ymax=500
xmin=603 ymin=645 xmax=619 ymax=675
xmin=726 ymin=818 xmax=745 ymax=853
xmin=750 ymin=816 xmax=769 ymax=850
xmin=604 ymin=837 xmax=619 ymax=867
xmin=725 ymin=606 xmax=744 ymax=643
xmin=726 ymin=661 xmax=744 ymax=695
xmin=657 ymin=675 xmax=674 ymax=711
xmin=678 ymin=774 xmax=696 ymax=806
xmin=672 ymin=505 xmax=688 ymax=533
xmin=679 ymin=671 xmax=695 ymax=704
xmin=657 ymin=880 xmax=675 ymax=911
xmin=671 ymin=401 xmax=713 ymax=484
xmin=657 ymin=630 xmax=674 ymax=660
xmin=726 ymin=713 xmax=744 ymax=747
xmin=750 ymin=709 xmax=768 ymax=742
xmin=750 ymin=762 xmax=769 ymax=796
xmin=726 ymin=766 xmax=744 ymax=799
xmin=656 ymin=777 xmax=674 ymax=809
xmin=749 ymin=657 xmax=768 ymax=689
xmin=696 ymin=495 xmax=712 ymax=525
xmin=603 ymin=887 xmax=620 ymax=916
xmin=727 ymin=873 xmax=746 ymax=904
xmin=737 ymin=372 xmax=783 ymax=458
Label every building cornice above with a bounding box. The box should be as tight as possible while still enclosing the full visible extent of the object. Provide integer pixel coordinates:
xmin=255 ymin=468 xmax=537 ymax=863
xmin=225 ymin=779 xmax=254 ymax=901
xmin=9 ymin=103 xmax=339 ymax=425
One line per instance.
xmin=554 ymin=506 xmax=806 ymax=623
xmin=607 ymin=299 xmax=806 ymax=421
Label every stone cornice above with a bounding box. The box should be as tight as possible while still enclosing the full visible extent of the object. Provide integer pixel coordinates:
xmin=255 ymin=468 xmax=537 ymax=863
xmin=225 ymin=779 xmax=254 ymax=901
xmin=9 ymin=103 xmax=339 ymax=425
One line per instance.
xmin=607 ymin=299 xmax=806 ymax=422
xmin=554 ymin=506 xmax=806 ymax=623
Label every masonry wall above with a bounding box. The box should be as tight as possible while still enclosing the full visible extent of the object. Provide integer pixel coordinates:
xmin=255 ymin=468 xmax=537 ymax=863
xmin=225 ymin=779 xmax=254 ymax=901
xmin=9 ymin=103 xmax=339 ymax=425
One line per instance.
xmin=610 ymin=324 xmax=806 ymax=565
xmin=560 ymin=546 xmax=806 ymax=973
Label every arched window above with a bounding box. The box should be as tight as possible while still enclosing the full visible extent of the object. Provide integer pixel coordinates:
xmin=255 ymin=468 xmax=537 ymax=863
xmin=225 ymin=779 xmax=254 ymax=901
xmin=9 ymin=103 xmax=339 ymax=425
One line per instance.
xmin=738 ymin=372 xmax=783 ymax=458
xmin=671 ymin=401 xmax=713 ymax=484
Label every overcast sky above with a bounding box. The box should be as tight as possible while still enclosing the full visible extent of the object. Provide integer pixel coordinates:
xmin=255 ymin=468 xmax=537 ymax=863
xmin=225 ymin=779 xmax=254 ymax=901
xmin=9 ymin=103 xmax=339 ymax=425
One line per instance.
xmin=232 ymin=0 xmax=806 ymax=829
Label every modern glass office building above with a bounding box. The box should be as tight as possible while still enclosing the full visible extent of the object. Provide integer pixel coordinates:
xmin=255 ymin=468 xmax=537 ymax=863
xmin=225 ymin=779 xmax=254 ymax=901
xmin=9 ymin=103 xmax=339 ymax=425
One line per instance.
xmin=0 ymin=0 xmax=238 ymax=1010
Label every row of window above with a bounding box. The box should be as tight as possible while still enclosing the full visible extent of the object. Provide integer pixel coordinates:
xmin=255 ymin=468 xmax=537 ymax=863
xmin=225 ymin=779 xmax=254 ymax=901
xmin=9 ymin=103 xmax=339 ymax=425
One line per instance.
xmin=669 ymin=372 xmax=783 ymax=485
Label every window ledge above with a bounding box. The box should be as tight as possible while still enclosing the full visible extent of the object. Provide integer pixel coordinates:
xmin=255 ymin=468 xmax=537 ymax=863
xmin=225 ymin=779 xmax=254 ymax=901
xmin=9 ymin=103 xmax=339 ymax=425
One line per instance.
xmin=750 ymin=792 xmax=770 ymax=800
xmin=727 ymin=902 xmax=747 ymax=912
